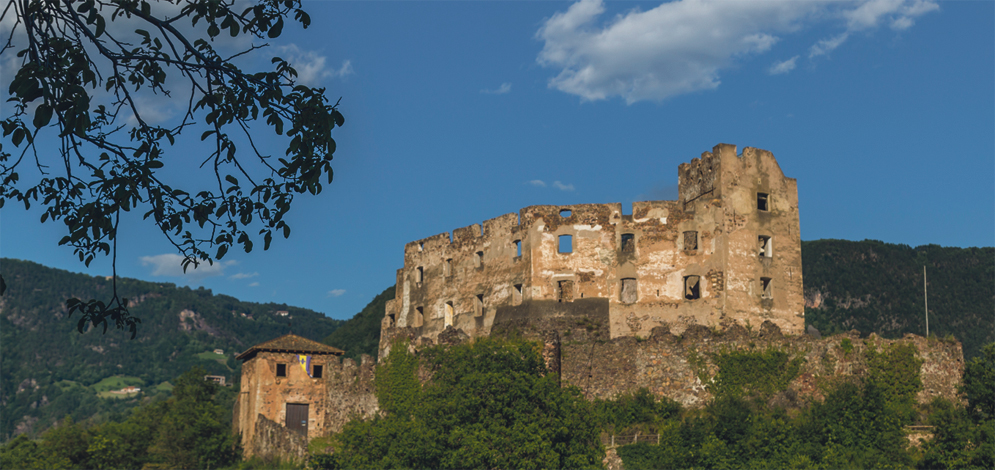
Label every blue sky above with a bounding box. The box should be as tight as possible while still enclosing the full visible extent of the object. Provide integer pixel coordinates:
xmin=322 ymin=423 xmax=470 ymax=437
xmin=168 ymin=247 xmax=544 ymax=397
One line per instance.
xmin=2 ymin=0 xmax=993 ymax=321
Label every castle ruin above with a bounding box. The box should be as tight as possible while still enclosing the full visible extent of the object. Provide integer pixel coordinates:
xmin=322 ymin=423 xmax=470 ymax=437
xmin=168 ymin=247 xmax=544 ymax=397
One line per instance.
xmin=382 ymin=144 xmax=804 ymax=347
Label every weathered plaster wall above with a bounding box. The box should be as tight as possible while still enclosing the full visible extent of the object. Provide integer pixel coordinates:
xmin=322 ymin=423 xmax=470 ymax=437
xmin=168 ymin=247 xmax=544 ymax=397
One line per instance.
xmin=249 ymin=415 xmax=308 ymax=464
xmin=238 ymin=353 xmax=377 ymax=457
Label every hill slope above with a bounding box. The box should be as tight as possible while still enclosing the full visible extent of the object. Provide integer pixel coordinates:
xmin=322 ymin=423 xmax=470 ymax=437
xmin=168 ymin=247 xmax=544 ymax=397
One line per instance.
xmin=0 ymin=258 xmax=343 ymax=440
xmin=802 ymin=240 xmax=993 ymax=359
xmin=322 ymin=285 xmax=395 ymax=361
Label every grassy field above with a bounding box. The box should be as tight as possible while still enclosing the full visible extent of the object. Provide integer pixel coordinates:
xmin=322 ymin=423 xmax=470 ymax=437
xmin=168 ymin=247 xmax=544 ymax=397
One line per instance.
xmin=91 ymin=375 xmax=143 ymax=393
xmin=196 ymin=350 xmax=229 ymax=365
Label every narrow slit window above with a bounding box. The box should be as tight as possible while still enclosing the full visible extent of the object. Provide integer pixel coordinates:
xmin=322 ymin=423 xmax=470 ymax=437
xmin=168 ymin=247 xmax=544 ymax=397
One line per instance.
xmin=445 ymin=258 xmax=453 ymax=276
xmin=684 ymin=275 xmax=701 ymax=300
xmin=757 ymin=193 xmax=769 ymax=211
xmin=620 ymin=278 xmax=638 ymax=303
xmin=312 ymin=365 xmax=323 ymax=378
xmin=684 ymin=231 xmax=698 ymax=251
xmin=513 ymin=284 xmax=523 ymax=306
xmin=514 ymin=240 xmax=522 ymax=257
xmin=388 ymin=313 xmax=396 ymax=326
xmin=414 ymin=307 xmax=424 ymax=327
xmin=558 ymin=235 xmax=573 ymax=254
xmin=758 ymin=236 xmax=772 ymax=258
xmin=621 ymin=233 xmax=635 ymax=253
xmin=276 ymin=363 xmax=287 ymax=377
xmin=444 ymin=301 xmax=454 ymax=327
xmin=475 ymin=251 xmax=484 ymax=268
xmin=761 ymin=277 xmax=773 ymax=299
xmin=475 ymin=294 xmax=484 ymax=316
xmin=416 ymin=266 xmax=424 ymax=283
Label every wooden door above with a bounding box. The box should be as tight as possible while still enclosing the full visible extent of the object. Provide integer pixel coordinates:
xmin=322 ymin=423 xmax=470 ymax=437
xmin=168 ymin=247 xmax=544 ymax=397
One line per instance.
xmin=286 ymin=403 xmax=309 ymax=436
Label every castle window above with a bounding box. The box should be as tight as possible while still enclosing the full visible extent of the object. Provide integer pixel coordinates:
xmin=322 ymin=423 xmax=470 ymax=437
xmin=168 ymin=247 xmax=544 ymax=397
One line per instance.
xmin=758 ymin=236 xmax=772 ymax=258
xmin=621 ymin=233 xmax=635 ymax=253
xmin=416 ymin=266 xmax=424 ymax=283
xmin=475 ymin=294 xmax=484 ymax=316
xmin=513 ymin=284 xmax=523 ymax=306
xmin=388 ymin=313 xmax=396 ymax=326
xmin=414 ymin=307 xmax=424 ymax=327
xmin=560 ymin=209 xmax=572 ymax=218
xmin=558 ymin=235 xmax=573 ymax=254
xmin=312 ymin=365 xmax=323 ymax=379
xmin=444 ymin=301 xmax=454 ymax=327
xmin=684 ymin=231 xmax=698 ymax=251
xmin=761 ymin=277 xmax=773 ymax=299
xmin=558 ymin=280 xmax=574 ymax=302
xmin=620 ymin=278 xmax=638 ymax=303
xmin=418 ymin=242 xmax=424 ymax=251
xmin=514 ymin=240 xmax=522 ymax=257
xmin=684 ymin=275 xmax=701 ymax=300
xmin=475 ymin=251 xmax=484 ymax=268
xmin=757 ymin=193 xmax=769 ymax=211
xmin=445 ymin=259 xmax=453 ymax=276
xmin=276 ymin=363 xmax=287 ymax=377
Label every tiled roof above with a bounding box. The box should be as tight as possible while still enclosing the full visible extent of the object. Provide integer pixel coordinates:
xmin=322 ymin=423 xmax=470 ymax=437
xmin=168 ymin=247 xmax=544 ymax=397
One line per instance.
xmin=236 ymin=334 xmax=344 ymax=360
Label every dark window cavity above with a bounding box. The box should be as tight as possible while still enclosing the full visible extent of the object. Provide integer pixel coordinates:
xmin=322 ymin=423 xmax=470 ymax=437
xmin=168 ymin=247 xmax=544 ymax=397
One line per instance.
xmin=757 ymin=193 xmax=769 ymax=211
xmin=312 ymin=365 xmax=323 ymax=379
xmin=684 ymin=231 xmax=698 ymax=251
xmin=761 ymin=277 xmax=772 ymax=299
xmin=558 ymin=235 xmax=573 ymax=254
xmin=621 ymin=233 xmax=635 ymax=253
xmin=684 ymin=275 xmax=701 ymax=300
xmin=416 ymin=266 xmax=424 ymax=283
xmin=620 ymin=278 xmax=638 ymax=303
xmin=475 ymin=251 xmax=484 ymax=268
xmin=276 ymin=363 xmax=287 ymax=377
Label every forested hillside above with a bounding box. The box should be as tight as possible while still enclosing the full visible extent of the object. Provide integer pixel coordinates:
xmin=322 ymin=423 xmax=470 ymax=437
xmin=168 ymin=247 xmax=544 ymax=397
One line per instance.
xmin=802 ymin=240 xmax=994 ymax=359
xmin=321 ymin=286 xmax=394 ymax=361
xmin=0 ymin=258 xmax=343 ymax=441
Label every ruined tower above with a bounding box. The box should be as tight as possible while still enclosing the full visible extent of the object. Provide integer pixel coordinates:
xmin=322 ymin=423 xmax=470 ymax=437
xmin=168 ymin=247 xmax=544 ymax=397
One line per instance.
xmin=381 ymin=144 xmax=803 ymax=354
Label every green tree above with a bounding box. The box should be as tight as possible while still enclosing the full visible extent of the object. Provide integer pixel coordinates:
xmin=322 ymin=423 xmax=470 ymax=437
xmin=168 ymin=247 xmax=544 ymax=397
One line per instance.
xmin=962 ymin=343 xmax=995 ymax=422
xmin=1 ymin=0 xmax=344 ymax=334
xmin=333 ymin=338 xmax=603 ymax=470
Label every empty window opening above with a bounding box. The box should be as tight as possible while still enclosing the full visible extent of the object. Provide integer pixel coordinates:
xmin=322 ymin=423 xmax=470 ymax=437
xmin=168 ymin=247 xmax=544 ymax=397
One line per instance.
xmin=761 ymin=277 xmax=773 ymax=299
xmin=514 ymin=240 xmax=522 ymax=257
xmin=418 ymin=242 xmax=424 ymax=251
xmin=684 ymin=231 xmax=698 ymax=251
xmin=621 ymin=233 xmax=635 ymax=253
xmin=276 ymin=363 xmax=287 ymax=377
xmin=684 ymin=275 xmax=701 ymax=300
xmin=416 ymin=266 xmax=424 ymax=283
xmin=758 ymin=236 xmax=772 ymax=258
xmin=560 ymin=209 xmax=572 ymax=218
xmin=513 ymin=284 xmax=523 ymax=306
xmin=312 ymin=365 xmax=323 ymax=379
xmin=621 ymin=278 xmax=638 ymax=304
xmin=475 ymin=294 xmax=484 ymax=316
xmin=475 ymin=251 xmax=484 ymax=268
xmin=656 ymin=289 xmax=660 ymax=297
xmin=558 ymin=235 xmax=573 ymax=254
xmin=757 ymin=193 xmax=769 ymax=211
xmin=414 ymin=307 xmax=424 ymax=327
xmin=445 ymin=258 xmax=453 ymax=276
xmin=388 ymin=313 xmax=396 ymax=326
xmin=558 ymin=280 xmax=574 ymax=302
xmin=444 ymin=301 xmax=454 ymax=327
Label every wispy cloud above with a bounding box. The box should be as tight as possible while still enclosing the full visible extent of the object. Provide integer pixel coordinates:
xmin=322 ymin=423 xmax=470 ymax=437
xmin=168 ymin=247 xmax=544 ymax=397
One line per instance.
xmin=277 ymin=45 xmax=353 ymax=86
xmin=769 ymin=56 xmax=799 ymax=75
xmin=229 ymin=272 xmax=258 ymax=280
xmin=536 ymin=0 xmax=940 ymax=103
xmin=327 ymin=289 xmax=346 ymax=298
xmin=481 ymin=82 xmax=512 ymax=94
xmin=140 ymin=254 xmax=235 ymax=280
xmin=528 ymin=180 xmax=547 ymax=187
xmin=249 ymin=282 xmax=260 ymax=287
xmin=552 ymin=181 xmax=575 ymax=191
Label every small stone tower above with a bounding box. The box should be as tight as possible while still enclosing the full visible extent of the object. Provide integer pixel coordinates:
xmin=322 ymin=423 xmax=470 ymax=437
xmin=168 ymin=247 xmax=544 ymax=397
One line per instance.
xmin=234 ymin=334 xmax=343 ymax=458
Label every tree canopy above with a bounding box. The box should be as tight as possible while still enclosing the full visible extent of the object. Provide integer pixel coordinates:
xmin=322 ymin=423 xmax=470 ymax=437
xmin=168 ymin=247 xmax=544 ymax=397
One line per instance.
xmin=1 ymin=0 xmax=342 ymax=335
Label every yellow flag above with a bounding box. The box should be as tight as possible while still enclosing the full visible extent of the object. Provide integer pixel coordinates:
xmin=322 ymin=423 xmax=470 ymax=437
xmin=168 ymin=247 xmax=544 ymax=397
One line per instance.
xmin=298 ymin=354 xmax=311 ymax=377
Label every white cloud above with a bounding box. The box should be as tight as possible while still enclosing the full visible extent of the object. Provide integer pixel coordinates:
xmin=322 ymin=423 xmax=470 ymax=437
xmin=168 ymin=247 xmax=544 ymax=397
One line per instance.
xmin=229 ymin=272 xmax=259 ymax=280
xmin=536 ymin=0 xmax=940 ymax=103
xmin=552 ymin=181 xmax=575 ymax=191
xmin=140 ymin=254 xmax=235 ymax=280
xmin=276 ymin=45 xmax=353 ymax=86
xmin=769 ymin=56 xmax=799 ymax=75
xmin=248 ymin=282 xmax=260 ymax=287
xmin=528 ymin=180 xmax=547 ymax=187
xmin=481 ymin=82 xmax=512 ymax=94
xmin=327 ymin=289 xmax=346 ymax=298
